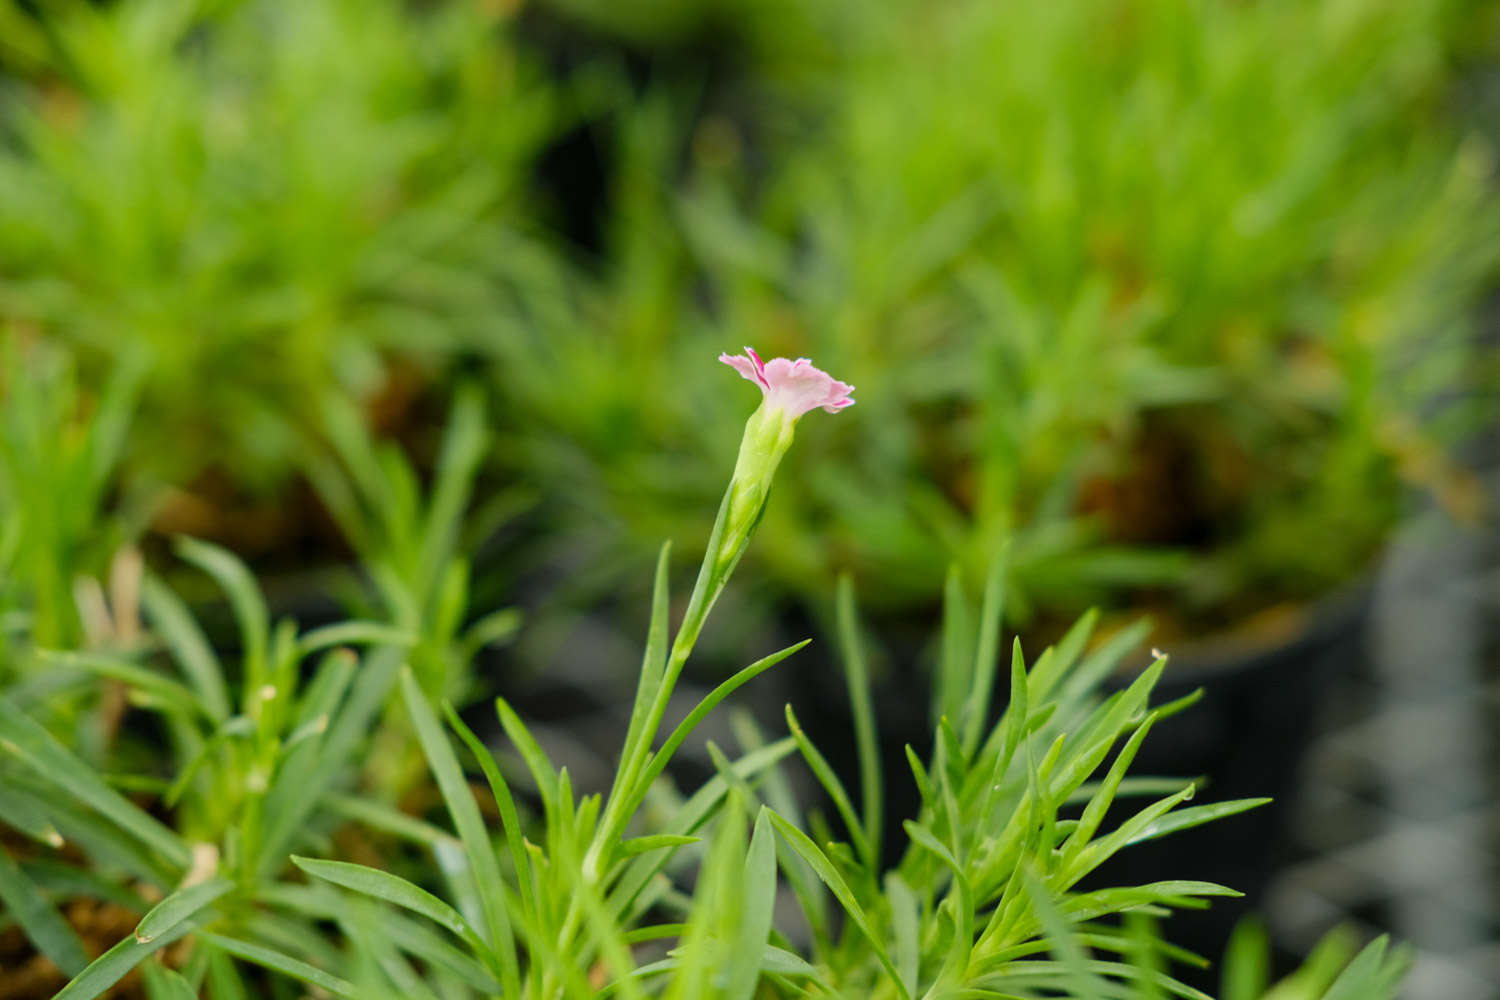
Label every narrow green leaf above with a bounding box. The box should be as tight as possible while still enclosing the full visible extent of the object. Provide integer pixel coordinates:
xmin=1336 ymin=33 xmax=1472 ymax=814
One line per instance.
xmin=905 ymin=744 xmax=933 ymax=807
xmin=628 ymin=640 xmax=810 ymax=817
xmin=198 ymin=931 xmax=358 ymax=998
xmin=621 ymin=923 xmax=687 ymax=944
xmin=205 ymin=949 xmax=249 ymax=1000
xmin=292 ymin=648 xmax=357 ymax=731
xmin=19 ymin=859 xmax=147 ymax=913
xmin=0 ymin=844 xmax=89 ymax=975
xmin=36 ymin=650 xmax=208 ymax=721
xmin=1127 ymin=798 xmax=1272 ymax=846
xmin=0 ymin=695 xmax=189 ymax=869
xmin=784 ymin=702 xmax=872 ymax=869
xmin=495 ymin=696 xmax=559 ymax=823
xmin=1220 ymin=918 xmax=1269 ymax=1000
xmin=1046 ymin=658 xmax=1166 ymax=807
xmin=292 ymin=857 xmax=483 ymax=948
xmin=765 ymin=809 xmax=912 ymax=1000
xmin=608 ymin=739 xmax=796 ymax=920
xmin=1323 ymin=935 xmax=1409 ymax=1000
xmin=1060 ymin=882 xmax=1242 ymax=925
xmin=174 ymin=537 xmax=268 ymax=703
xmin=1059 ymin=617 xmax=1151 ymax=707
xmin=936 ymin=566 xmax=974 ymax=732
xmin=667 ymin=792 xmax=748 ymax=1000
xmin=761 ymin=944 xmax=822 ymax=977
xmin=134 ymin=877 xmax=234 ymax=943
xmin=0 ymin=782 xmax=65 ymax=847
xmin=616 ymin=542 xmax=673 ymax=791
xmin=296 ymin=622 xmax=417 ymax=658
xmin=973 ymin=639 xmax=1031 ymax=852
xmin=141 ymin=574 xmax=230 ymax=723
xmin=165 ymin=715 xmax=254 ymax=807
xmin=5 ymin=779 xmax=174 ymax=887
xmin=142 ymin=963 xmax=198 ymax=1000
xmin=259 ymin=645 xmax=402 ymax=875
xmin=444 ymin=703 xmax=535 ymax=921
xmin=619 ymin=834 xmax=700 ymax=857
xmin=729 ymin=711 xmax=830 ymax=945
xmin=905 ymin=818 xmax=974 ymax=982
xmin=836 ymin=574 xmax=883 ymax=870
xmin=460 ymin=607 xmax=523 ymax=660
xmin=1020 ymin=867 xmax=1111 ymax=1000
xmin=723 ymin=808 xmax=778 ymax=1000
xmin=418 ymin=382 xmax=488 ymax=599
xmin=54 ymin=920 xmax=196 ymax=1000
xmin=886 ymin=872 xmax=920 ymax=997
xmin=963 ymin=545 xmax=1009 ymax=757
xmin=372 ymin=908 xmax=505 ymax=994
xmin=401 ymin=669 xmax=519 ymax=995
xmin=1065 ymin=777 xmax=1194 ymax=805
xmin=1070 ymin=784 xmax=1198 ymax=881
xmin=566 ymin=851 xmax=649 ymax=1000
xmin=1062 ymin=712 xmax=1159 ymax=868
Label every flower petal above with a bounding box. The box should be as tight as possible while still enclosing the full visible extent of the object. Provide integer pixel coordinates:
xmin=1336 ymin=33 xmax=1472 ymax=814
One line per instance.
xmin=720 ymin=351 xmax=769 ymax=391
xmin=722 ymin=346 xmax=854 ymax=418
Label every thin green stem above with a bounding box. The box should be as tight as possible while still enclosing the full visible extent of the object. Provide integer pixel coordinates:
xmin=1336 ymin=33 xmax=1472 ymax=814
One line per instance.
xmin=583 ymin=481 xmax=738 ymax=881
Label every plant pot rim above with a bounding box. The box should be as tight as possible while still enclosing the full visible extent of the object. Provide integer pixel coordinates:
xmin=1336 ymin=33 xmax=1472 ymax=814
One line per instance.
xmin=1147 ymin=577 xmax=1372 ymax=683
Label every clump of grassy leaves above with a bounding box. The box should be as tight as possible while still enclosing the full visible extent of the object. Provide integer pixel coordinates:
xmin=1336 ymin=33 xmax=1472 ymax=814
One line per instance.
xmin=0 ymin=392 xmax=523 ymax=998
xmin=0 ymin=341 xmax=143 ymax=654
xmin=0 ymin=0 xmax=559 ymax=495
xmin=498 ymin=0 xmax=1499 ymax=631
xmin=6 ymin=509 xmax=1409 ymax=997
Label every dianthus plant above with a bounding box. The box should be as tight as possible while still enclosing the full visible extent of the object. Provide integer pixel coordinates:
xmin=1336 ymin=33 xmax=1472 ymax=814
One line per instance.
xmin=23 ymin=349 xmax=1407 ymax=998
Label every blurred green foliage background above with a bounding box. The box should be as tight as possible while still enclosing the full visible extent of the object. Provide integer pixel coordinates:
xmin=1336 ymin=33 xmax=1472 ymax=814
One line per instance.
xmin=2 ymin=0 xmax=1498 ymax=658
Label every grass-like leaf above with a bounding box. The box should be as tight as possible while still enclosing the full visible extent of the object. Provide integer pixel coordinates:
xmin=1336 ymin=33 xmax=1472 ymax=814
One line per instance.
xmin=962 ymin=545 xmax=1009 ymax=758
xmin=35 ymin=650 xmax=209 ymax=722
xmin=785 ymin=702 xmax=872 ymax=871
xmin=442 ymin=702 xmax=537 ymax=920
xmin=0 ymin=843 xmax=89 ymax=976
xmin=134 ymin=877 xmax=234 ymax=943
xmin=401 ymin=668 xmax=520 ymax=995
xmin=630 ymin=639 xmax=812 ymax=820
xmin=141 ymin=963 xmax=198 ymax=1000
xmin=722 ymin=807 xmax=778 ymax=1000
xmin=53 ymin=920 xmax=197 ymax=1000
xmin=608 ymin=738 xmax=796 ymax=921
xmin=886 ymin=872 xmax=921 ymax=996
xmin=1322 ymin=935 xmax=1410 ymax=1000
xmin=0 ymin=781 xmax=64 ymax=847
xmin=173 ymin=537 xmax=268 ymax=705
xmin=291 ymin=856 xmax=487 ymax=953
xmin=295 ymin=621 xmax=417 ymax=657
xmin=835 ymin=574 xmax=883 ymax=870
xmin=766 ymin=808 xmax=912 ymax=1000
xmin=0 ymin=694 xmax=189 ymax=871
xmin=258 ymin=645 xmax=402 ymax=876
xmin=619 ymin=833 xmax=701 ymax=857
xmin=198 ymin=931 xmax=359 ymax=999
xmin=141 ymin=573 xmax=231 ymax=723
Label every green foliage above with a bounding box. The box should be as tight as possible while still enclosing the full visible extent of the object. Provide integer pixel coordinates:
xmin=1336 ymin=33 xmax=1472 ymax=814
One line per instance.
xmin=0 ymin=443 xmax=1414 ymax=997
xmin=0 ymin=537 xmax=415 ymax=997
xmin=0 ymin=342 xmax=143 ymax=652
xmin=0 ymin=0 xmax=558 ymax=493
xmin=203 ymin=540 xmax=1407 ymax=998
xmin=304 ymin=383 xmax=526 ymax=704
xmin=500 ymin=0 xmax=1500 ymax=628
xmin=0 ymin=2 xmax=1464 ymax=993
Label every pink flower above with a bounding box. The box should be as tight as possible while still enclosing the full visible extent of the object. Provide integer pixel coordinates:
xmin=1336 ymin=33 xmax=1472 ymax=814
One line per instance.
xmin=719 ymin=346 xmax=855 ymax=419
